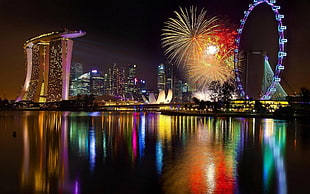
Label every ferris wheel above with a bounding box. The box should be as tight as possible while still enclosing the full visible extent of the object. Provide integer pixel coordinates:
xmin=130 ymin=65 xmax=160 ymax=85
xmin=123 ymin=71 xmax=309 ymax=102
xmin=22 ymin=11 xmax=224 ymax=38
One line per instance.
xmin=234 ymin=0 xmax=287 ymax=100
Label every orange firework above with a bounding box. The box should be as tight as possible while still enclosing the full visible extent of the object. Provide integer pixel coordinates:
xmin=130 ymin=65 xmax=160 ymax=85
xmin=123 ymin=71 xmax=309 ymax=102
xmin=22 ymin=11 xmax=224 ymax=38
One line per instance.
xmin=187 ymin=26 xmax=237 ymax=88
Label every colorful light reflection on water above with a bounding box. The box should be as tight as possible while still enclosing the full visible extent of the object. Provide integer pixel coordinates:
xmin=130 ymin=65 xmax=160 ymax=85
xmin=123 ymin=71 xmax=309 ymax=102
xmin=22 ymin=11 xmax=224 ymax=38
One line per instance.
xmin=0 ymin=111 xmax=310 ymax=193
xmin=262 ymin=119 xmax=287 ymax=194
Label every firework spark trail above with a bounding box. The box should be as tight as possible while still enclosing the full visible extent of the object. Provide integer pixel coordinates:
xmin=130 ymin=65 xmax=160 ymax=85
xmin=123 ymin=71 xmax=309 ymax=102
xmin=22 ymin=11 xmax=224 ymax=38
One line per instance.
xmin=161 ymin=6 xmax=237 ymax=89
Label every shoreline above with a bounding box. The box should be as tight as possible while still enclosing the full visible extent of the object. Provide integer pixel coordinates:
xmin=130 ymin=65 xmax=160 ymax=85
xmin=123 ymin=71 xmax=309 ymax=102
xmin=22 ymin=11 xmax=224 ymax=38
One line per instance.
xmin=0 ymin=108 xmax=308 ymax=120
xmin=160 ymin=110 xmax=308 ymax=120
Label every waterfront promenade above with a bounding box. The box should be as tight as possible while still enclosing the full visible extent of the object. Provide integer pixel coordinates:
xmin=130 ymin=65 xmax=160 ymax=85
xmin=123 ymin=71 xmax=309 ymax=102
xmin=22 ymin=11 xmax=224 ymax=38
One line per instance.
xmin=2 ymin=99 xmax=309 ymax=119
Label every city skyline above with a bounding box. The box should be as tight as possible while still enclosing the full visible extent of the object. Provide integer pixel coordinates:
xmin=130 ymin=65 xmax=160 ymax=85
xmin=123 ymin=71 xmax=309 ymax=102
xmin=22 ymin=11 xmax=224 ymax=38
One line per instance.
xmin=69 ymin=62 xmax=185 ymax=103
xmin=0 ymin=0 xmax=309 ymax=99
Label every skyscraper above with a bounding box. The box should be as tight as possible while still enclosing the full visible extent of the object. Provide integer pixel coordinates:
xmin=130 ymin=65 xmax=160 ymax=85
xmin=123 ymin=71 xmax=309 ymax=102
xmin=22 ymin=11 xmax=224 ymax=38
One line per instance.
xmin=173 ymin=79 xmax=183 ymax=102
xmin=103 ymin=64 xmax=126 ymax=97
xmin=157 ymin=64 xmax=166 ymax=92
xmin=76 ymin=72 xmax=91 ymax=95
xmin=70 ymin=62 xmax=83 ymax=96
xmin=70 ymin=63 xmax=83 ymax=81
xmin=127 ymin=64 xmax=137 ymax=98
xmin=116 ymin=66 xmax=126 ymax=97
xmin=165 ymin=63 xmax=173 ymax=91
xmin=90 ymin=70 xmax=104 ymax=96
xmin=17 ymin=30 xmax=86 ymax=102
xmin=103 ymin=71 xmax=112 ymax=95
xmin=138 ymin=79 xmax=147 ymax=95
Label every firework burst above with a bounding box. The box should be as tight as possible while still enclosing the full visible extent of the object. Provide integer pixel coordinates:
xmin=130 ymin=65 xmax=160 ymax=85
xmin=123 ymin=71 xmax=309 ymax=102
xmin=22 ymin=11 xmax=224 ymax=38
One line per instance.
xmin=187 ymin=26 xmax=237 ymax=89
xmin=188 ymin=54 xmax=234 ymax=88
xmin=161 ymin=6 xmax=219 ymax=66
xmin=161 ymin=6 xmax=237 ymax=89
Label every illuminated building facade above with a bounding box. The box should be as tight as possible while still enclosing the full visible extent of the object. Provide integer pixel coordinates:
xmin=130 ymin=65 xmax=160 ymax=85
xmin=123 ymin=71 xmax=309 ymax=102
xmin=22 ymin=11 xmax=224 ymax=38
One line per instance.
xmin=173 ymin=79 xmax=183 ymax=102
xmin=104 ymin=64 xmax=126 ymax=97
xmin=157 ymin=64 xmax=166 ymax=92
xmin=78 ymin=72 xmax=91 ymax=95
xmin=103 ymin=71 xmax=112 ymax=95
xmin=165 ymin=63 xmax=173 ymax=91
xmin=126 ymin=64 xmax=137 ymax=98
xmin=69 ymin=70 xmax=104 ymax=96
xmin=17 ymin=30 xmax=86 ymax=102
xmin=90 ymin=70 xmax=104 ymax=96
xmin=70 ymin=62 xmax=83 ymax=96
xmin=112 ymin=65 xmax=126 ymax=97
xmin=138 ymin=79 xmax=147 ymax=96
xmin=127 ymin=65 xmax=137 ymax=94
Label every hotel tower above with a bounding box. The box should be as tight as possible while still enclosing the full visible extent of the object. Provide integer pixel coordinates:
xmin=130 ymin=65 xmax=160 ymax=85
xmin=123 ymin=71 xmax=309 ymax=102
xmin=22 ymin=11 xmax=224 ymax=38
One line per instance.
xmin=17 ymin=30 xmax=86 ymax=102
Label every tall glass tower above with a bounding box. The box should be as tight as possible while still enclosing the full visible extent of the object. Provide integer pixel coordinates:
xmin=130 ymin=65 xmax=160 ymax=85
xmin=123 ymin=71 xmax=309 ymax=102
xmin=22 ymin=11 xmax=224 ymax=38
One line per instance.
xmin=127 ymin=64 xmax=137 ymax=97
xmin=157 ymin=64 xmax=166 ymax=92
xmin=70 ymin=62 xmax=83 ymax=96
xmin=90 ymin=70 xmax=104 ymax=96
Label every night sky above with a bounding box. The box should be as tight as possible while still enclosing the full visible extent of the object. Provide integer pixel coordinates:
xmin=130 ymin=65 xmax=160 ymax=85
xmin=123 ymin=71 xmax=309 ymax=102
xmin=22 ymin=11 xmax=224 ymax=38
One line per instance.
xmin=0 ymin=0 xmax=308 ymax=99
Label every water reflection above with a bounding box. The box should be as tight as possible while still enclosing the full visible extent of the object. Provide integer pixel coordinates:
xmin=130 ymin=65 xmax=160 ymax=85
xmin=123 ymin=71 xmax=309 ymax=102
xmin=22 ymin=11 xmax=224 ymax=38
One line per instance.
xmin=21 ymin=111 xmax=70 ymax=193
xmin=261 ymin=119 xmax=287 ymax=194
xmin=161 ymin=117 xmax=242 ymax=193
xmin=0 ymin=111 xmax=298 ymax=193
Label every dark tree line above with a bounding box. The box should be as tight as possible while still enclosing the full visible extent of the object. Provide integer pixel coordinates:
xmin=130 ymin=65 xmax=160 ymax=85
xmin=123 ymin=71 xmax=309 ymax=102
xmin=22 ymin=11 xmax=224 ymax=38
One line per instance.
xmin=59 ymin=94 xmax=96 ymax=110
xmin=300 ymin=87 xmax=310 ymax=103
xmin=192 ymin=81 xmax=236 ymax=111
